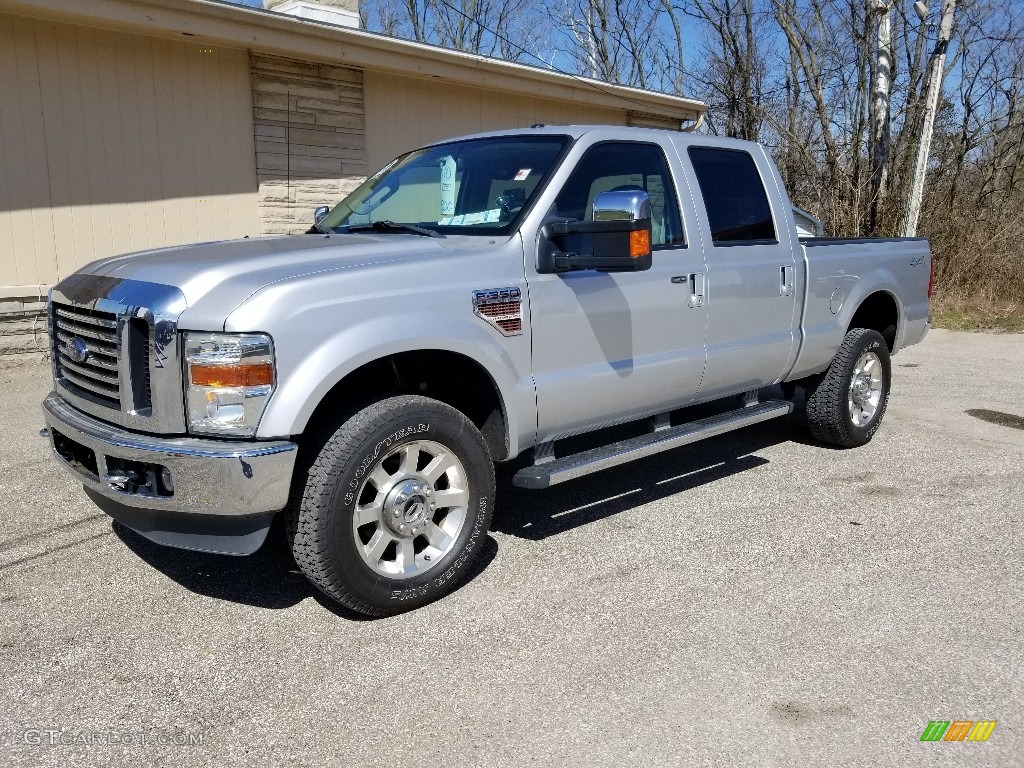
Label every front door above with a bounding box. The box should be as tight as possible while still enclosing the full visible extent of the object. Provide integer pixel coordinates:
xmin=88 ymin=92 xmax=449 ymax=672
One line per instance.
xmin=528 ymin=139 xmax=708 ymax=442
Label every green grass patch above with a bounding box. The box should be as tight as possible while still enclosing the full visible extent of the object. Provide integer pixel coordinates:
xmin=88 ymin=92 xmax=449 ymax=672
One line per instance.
xmin=931 ymin=300 xmax=1024 ymax=333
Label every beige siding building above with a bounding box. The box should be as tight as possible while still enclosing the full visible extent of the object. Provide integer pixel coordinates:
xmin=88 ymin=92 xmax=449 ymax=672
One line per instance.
xmin=0 ymin=0 xmax=705 ymax=359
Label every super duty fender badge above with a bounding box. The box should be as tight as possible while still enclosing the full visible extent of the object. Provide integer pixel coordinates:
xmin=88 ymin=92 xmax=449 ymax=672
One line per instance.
xmin=472 ymin=287 xmax=523 ymax=336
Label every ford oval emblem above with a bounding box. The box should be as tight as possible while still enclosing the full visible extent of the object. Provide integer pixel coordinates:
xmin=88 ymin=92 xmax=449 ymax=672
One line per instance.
xmin=64 ymin=337 xmax=90 ymax=364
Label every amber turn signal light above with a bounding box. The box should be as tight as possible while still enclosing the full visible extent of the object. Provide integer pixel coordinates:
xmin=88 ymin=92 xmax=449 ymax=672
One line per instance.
xmin=629 ymin=230 xmax=651 ymax=258
xmin=190 ymin=362 xmax=274 ymax=387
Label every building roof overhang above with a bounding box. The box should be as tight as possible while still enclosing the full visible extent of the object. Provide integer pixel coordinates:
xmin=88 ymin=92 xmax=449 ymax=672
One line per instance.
xmin=0 ymin=0 xmax=706 ymax=124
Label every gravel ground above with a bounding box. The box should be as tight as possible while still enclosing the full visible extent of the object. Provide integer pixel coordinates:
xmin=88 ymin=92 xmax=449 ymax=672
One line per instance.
xmin=1 ymin=328 xmax=1021 ymax=767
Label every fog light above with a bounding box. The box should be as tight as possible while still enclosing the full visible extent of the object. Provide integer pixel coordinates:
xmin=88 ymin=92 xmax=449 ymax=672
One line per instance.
xmin=160 ymin=466 xmax=174 ymax=495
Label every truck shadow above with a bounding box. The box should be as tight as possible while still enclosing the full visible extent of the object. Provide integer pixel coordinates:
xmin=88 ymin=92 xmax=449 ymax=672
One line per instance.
xmin=492 ymin=412 xmax=805 ymax=541
xmin=112 ymin=516 xmax=498 ymax=615
xmin=112 ymin=395 xmax=815 ymax=610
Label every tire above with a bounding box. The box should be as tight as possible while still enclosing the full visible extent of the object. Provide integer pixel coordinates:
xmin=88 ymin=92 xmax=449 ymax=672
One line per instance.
xmin=804 ymin=328 xmax=891 ymax=448
xmin=290 ymin=395 xmax=495 ymax=616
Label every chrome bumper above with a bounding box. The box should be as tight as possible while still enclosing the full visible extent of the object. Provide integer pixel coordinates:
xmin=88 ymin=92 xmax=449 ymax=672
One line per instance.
xmin=43 ymin=392 xmax=298 ymax=517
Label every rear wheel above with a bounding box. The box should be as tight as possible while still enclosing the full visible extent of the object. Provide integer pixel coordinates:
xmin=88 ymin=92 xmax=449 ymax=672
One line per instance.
xmin=290 ymin=395 xmax=495 ymax=616
xmin=805 ymin=328 xmax=891 ymax=448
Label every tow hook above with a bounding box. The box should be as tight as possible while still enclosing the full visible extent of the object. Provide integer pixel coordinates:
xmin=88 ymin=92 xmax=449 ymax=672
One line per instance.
xmin=105 ymin=472 xmax=142 ymax=493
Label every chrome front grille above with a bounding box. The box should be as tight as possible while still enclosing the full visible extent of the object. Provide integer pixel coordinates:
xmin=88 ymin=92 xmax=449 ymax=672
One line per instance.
xmin=49 ymin=275 xmax=187 ymax=434
xmin=53 ymin=305 xmax=122 ymax=409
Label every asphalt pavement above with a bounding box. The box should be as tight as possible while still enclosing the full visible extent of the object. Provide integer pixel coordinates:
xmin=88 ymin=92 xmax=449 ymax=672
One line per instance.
xmin=1 ymin=329 xmax=1021 ymax=767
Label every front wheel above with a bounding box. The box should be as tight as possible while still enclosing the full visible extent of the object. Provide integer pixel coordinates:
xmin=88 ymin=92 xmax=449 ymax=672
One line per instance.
xmin=805 ymin=328 xmax=892 ymax=448
xmin=290 ymin=396 xmax=495 ymax=616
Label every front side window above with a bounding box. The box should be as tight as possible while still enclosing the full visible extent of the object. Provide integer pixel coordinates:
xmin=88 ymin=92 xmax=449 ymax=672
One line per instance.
xmin=687 ymin=147 xmax=776 ymax=244
xmin=317 ymin=135 xmax=571 ymax=237
xmin=552 ymin=142 xmax=685 ymax=247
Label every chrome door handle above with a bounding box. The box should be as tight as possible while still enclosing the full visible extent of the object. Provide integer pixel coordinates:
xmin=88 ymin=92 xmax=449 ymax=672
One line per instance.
xmin=781 ymin=265 xmax=794 ymax=296
xmin=688 ymin=272 xmax=705 ymax=308
xmin=672 ymin=274 xmax=705 ymax=307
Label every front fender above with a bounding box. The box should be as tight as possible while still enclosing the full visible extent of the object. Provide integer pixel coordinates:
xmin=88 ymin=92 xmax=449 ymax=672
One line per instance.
xmin=253 ymin=312 xmax=533 ymax=460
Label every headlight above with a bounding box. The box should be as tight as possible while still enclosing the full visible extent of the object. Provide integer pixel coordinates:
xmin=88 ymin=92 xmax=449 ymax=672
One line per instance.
xmin=184 ymin=332 xmax=275 ymax=437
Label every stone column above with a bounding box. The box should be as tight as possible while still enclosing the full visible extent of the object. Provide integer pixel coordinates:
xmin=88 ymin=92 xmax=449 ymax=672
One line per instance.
xmin=250 ymin=54 xmax=367 ymax=235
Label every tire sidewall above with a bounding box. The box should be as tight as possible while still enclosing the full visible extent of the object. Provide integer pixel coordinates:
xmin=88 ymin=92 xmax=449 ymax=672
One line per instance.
xmin=840 ymin=332 xmax=891 ymax=445
xmin=316 ymin=400 xmax=493 ymax=612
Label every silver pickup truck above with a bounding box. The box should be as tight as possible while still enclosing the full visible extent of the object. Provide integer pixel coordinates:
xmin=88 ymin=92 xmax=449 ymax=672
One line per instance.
xmin=42 ymin=125 xmax=931 ymax=615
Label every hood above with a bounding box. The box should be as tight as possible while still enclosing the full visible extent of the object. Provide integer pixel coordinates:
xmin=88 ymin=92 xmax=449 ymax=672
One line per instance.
xmin=79 ymin=234 xmax=447 ymax=327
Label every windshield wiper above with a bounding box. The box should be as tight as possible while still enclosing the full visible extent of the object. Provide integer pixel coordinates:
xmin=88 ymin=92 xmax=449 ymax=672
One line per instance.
xmin=343 ymin=220 xmax=444 ymax=238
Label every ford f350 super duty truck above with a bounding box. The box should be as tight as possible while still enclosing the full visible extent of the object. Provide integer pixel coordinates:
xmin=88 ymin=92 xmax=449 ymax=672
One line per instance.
xmin=42 ymin=126 xmax=931 ymax=615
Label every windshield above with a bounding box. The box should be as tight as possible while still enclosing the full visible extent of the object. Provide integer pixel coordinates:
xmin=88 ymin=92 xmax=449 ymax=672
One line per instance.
xmin=317 ymin=135 xmax=572 ymax=236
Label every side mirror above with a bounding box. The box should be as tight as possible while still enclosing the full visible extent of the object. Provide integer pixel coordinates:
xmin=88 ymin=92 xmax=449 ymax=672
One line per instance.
xmin=313 ymin=205 xmax=330 ymax=225
xmin=538 ymin=190 xmax=653 ymax=274
xmin=592 ymin=188 xmax=652 ymax=223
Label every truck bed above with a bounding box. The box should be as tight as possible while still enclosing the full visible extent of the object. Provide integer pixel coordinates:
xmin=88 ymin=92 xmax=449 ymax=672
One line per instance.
xmin=787 ymin=237 xmax=932 ymax=381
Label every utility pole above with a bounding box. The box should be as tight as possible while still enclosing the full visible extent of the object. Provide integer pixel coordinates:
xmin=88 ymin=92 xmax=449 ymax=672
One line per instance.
xmin=869 ymin=0 xmax=892 ymax=236
xmin=902 ymin=0 xmax=957 ymax=237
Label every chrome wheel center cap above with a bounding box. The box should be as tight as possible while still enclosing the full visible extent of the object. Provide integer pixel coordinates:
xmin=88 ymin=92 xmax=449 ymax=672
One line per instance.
xmin=383 ymin=479 xmax=433 ymax=537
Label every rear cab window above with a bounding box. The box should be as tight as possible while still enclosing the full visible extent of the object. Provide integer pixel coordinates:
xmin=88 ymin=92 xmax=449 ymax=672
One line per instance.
xmin=687 ymin=147 xmax=777 ymax=245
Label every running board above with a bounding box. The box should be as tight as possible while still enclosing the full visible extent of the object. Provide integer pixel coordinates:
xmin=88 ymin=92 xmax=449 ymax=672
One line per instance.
xmin=513 ymin=401 xmax=793 ymax=490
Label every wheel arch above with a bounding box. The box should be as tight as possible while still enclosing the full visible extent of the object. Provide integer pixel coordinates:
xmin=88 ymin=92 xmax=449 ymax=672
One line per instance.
xmin=846 ymin=289 xmax=900 ymax=351
xmin=302 ymin=349 xmax=510 ymax=460
xmin=258 ymin=328 xmax=518 ymax=461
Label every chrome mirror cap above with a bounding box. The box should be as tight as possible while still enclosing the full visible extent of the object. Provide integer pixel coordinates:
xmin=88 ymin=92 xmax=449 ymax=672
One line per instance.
xmin=313 ymin=205 xmax=330 ymax=224
xmin=592 ymin=189 xmax=652 ymax=222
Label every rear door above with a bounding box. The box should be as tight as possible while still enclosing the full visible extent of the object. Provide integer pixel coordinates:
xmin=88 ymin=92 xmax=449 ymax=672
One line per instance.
xmin=672 ymin=142 xmax=800 ymax=398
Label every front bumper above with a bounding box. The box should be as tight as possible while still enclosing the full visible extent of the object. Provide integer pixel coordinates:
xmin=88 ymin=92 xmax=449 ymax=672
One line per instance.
xmin=43 ymin=392 xmax=298 ymax=554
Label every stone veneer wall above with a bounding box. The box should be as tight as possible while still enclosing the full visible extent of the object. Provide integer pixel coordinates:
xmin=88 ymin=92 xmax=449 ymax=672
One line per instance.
xmin=251 ymin=53 xmax=367 ymax=235
xmin=0 ymin=297 xmax=49 ymax=365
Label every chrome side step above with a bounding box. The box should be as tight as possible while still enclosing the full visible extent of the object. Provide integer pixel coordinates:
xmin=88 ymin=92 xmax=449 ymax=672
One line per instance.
xmin=513 ymin=400 xmax=793 ymax=490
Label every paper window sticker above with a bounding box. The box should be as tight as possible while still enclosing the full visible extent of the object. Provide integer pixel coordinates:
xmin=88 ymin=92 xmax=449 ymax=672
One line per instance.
xmin=440 ymin=155 xmax=458 ymax=217
xmin=514 ymin=168 xmax=531 ymax=181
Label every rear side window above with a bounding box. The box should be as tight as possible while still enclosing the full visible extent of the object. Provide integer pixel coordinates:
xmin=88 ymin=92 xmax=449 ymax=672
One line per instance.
xmin=687 ymin=147 xmax=776 ymax=244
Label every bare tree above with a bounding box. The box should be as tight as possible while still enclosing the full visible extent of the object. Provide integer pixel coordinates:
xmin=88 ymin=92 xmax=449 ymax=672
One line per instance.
xmin=546 ymin=0 xmax=670 ymax=88
xmin=360 ymin=0 xmax=1024 ymax=307
xmin=920 ymin=0 xmax=1024 ymax=302
xmin=686 ymin=0 xmax=766 ymax=141
xmin=361 ymin=0 xmax=543 ymax=59
xmin=361 ymin=0 xmax=434 ymax=41
xmin=868 ymin=0 xmax=893 ymax=235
